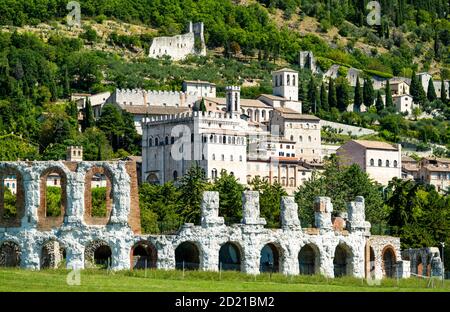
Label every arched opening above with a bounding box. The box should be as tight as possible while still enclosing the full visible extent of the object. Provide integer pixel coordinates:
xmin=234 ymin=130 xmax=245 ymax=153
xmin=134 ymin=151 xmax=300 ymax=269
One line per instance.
xmin=369 ymin=247 xmax=375 ymax=277
xmin=131 ymin=241 xmax=157 ymax=270
xmin=334 ymin=244 xmax=353 ymax=277
xmin=0 ymin=241 xmax=20 ymax=267
xmin=85 ymin=240 xmax=112 ymax=269
xmin=84 ymin=167 xmax=113 ymax=225
xmin=219 ymin=242 xmax=241 ymax=271
xmin=260 ymin=243 xmax=280 ymax=273
xmin=298 ymin=244 xmax=319 ymax=275
xmin=175 ymin=242 xmax=200 ymax=270
xmin=0 ymin=167 xmax=24 ymax=227
xmin=382 ymin=247 xmax=396 ymax=278
xmin=41 ymin=240 xmax=65 ymax=269
xmin=39 ymin=167 xmax=67 ymax=230
xmin=147 ymin=173 xmax=160 ymax=185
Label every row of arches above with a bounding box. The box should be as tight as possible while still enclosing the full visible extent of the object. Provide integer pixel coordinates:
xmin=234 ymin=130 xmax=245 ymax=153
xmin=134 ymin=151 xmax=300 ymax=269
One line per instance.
xmin=0 ymin=165 xmax=114 ymax=229
xmin=0 ymin=240 xmax=397 ymax=278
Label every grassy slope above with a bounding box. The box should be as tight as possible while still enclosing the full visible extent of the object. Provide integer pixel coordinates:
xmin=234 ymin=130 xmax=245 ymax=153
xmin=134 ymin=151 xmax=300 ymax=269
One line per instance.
xmin=1 ymin=269 xmax=449 ymax=292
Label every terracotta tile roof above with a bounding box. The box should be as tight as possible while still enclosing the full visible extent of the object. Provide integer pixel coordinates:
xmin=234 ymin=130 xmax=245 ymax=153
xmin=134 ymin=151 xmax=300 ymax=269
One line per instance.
xmin=119 ymin=105 xmax=190 ymax=115
xmin=258 ymin=94 xmax=286 ymax=101
xmin=203 ymin=97 xmax=271 ymax=108
xmin=275 ymin=107 xmax=320 ymax=121
xmin=352 ymin=140 xmax=399 ymax=151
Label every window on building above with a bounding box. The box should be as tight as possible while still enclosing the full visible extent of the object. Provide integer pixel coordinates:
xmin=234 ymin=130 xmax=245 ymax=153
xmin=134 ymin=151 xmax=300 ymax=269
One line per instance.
xmin=149 ymin=138 xmax=153 ymax=147
xmin=308 ymin=136 xmax=312 ymax=142
xmin=221 ymin=155 xmax=225 ymax=161
xmin=171 ymin=137 xmax=175 ymax=144
xmin=386 ymin=160 xmax=390 ymax=167
xmin=292 ymin=75 xmax=296 ymax=86
xmin=230 ymin=155 xmax=234 ymax=161
xmin=287 ymin=75 xmax=290 ymax=86
xmin=394 ymin=160 xmax=398 ymax=168
xmin=173 ymin=171 xmax=178 ymax=180
xmin=299 ymin=136 xmax=303 ymax=142
xmin=155 ymin=138 xmax=159 ymax=146
xmin=212 ymin=169 xmax=218 ymax=179
xmin=239 ymin=155 xmax=243 ymax=162
xmin=290 ymin=135 xmax=294 ymax=141
xmin=165 ymin=136 xmax=169 ymax=145
xmin=370 ymin=159 xmax=374 ymax=166
xmin=378 ymin=159 xmax=382 ymax=167
xmin=191 ymin=133 xmax=194 ymax=142
xmin=212 ymin=154 xmax=216 ymax=161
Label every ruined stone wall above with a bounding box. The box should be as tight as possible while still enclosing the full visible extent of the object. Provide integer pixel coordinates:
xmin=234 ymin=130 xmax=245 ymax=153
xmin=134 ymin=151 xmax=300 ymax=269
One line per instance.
xmin=0 ymin=161 xmax=407 ymax=278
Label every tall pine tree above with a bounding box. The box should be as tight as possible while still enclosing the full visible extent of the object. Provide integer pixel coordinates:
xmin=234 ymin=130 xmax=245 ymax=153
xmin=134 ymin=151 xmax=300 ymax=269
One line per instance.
xmin=82 ymin=98 xmax=95 ymax=131
xmin=307 ymin=76 xmax=318 ymax=113
xmin=320 ymin=82 xmax=329 ymax=111
xmin=441 ymin=79 xmax=447 ymax=104
xmin=336 ymin=78 xmax=350 ymax=112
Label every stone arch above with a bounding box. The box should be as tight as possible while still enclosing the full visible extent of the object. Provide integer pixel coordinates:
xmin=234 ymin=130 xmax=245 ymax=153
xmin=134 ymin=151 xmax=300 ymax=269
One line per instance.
xmin=175 ymin=241 xmax=201 ymax=270
xmin=382 ymin=245 xmax=396 ymax=278
xmin=147 ymin=173 xmax=160 ymax=185
xmin=219 ymin=242 xmax=242 ymax=271
xmin=40 ymin=239 xmax=66 ymax=269
xmin=83 ymin=165 xmax=114 ymax=226
xmin=84 ymin=240 xmax=112 ymax=269
xmin=0 ymin=241 xmax=21 ymax=267
xmin=38 ymin=166 xmax=68 ymax=230
xmin=333 ymin=243 xmax=354 ymax=277
xmin=260 ymin=243 xmax=281 ymax=273
xmin=130 ymin=241 xmax=157 ymax=270
xmin=298 ymin=243 xmax=320 ymax=275
xmin=0 ymin=165 xmax=25 ymax=228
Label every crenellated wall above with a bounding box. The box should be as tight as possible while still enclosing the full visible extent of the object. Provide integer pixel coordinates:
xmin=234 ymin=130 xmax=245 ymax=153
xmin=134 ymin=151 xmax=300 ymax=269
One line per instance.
xmin=0 ymin=161 xmax=410 ymax=279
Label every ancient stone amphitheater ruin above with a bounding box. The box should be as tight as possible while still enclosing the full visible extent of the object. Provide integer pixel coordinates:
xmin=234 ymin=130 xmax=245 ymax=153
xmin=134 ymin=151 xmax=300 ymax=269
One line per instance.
xmin=0 ymin=160 xmax=423 ymax=279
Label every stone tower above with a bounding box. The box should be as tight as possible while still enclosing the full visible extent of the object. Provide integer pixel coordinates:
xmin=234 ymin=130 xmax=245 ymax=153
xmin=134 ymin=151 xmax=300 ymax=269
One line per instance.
xmin=225 ymin=86 xmax=241 ymax=114
xmin=66 ymin=146 xmax=83 ymax=162
xmin=272 ymin=68 xmax=299 ymax=102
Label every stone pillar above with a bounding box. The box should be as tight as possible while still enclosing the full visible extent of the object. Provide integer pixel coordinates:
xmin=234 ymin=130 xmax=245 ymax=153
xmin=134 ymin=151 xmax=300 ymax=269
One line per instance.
xmin=156 ymin=238 xmax=175 ymax=270
xmin=201 ymin=241 xmax=219 ymax=272
xmin=22 ymin=171 xmax=40 ymax=227
xmin=281 ymin=245 xmax=299 ymax=275
xmin=280 ymin=196 xmax=301 ymax=231
xmin=111 ymin=239 xmax=131 ymax=271
xmin=241 ymin=233 xmax=261 ymax=275
xmin=109 ymin=163 xmax=131 ymax=226
xmin=201 ymin=191 xmax=224 ymax=228
xmin=397 ymin=260 xmax=411 ymax=278
xmin=66 ymin=171 xmax=84 ymax=225
xmin=20 ymin=234 xmax=40 ymax=269
xmin=347 ymin=196 xmax=371 ymax=234
xmin=314 ymin=197 xmax=333 ymax=231
xmin=65 ymin=242 xmax=84 ymax=270
xmin=241 ymin=191 xmax=266 ymax=226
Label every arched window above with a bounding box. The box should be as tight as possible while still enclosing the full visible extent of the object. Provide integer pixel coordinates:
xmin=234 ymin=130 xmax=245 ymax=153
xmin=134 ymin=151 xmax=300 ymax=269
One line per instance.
xmin=165 ymin=136 xmax=169 ymax=145
xmin=386 ymin=160 xmax=390 ymax=167
xmin=239 ymin=155 xmax=243 ymax=162
xmin=230 ymin=155 xmax=234 ymax=162
xmin=394 ymin=160 xmax=398 ymax=168
xmin=262 ymin=110 xmax=266 ymax=120
xmin=173 ymin=171 xmax=178 ymax=180
xmin=280 ymin=75 xmax=283 ymax=85
xmin=148 ymin=138 xmax=153 ymax=147
xmin=211 ymin=169 xmax=218 ymax=179
xmin=378 ymin=159 xmax=382 ymax=167
xmin=308 ymin=136 xmax=312 ymax=142
xmin=223 ymin=136 xmax=226 ymax=144
xmin=275 ymin=76 xmax=278 ymax=87
xmin=287 ymin=75 xmax=290 ymax=86
xmin=155 ymin=138 xmax=159 ymax=146
xmin=221 ymin=155 xmax=225 ymax=161
xmin=171 ymin=137 xmax=175 ymax=144
xmin=292 ymin=75 xmax=296 ymax=86
xmin=212 ymin=154 xmax=216 ymax=161
xmin=191 ymin=133 xmax=194 ymax=142
xmin=299 ymin=136 xmax=303 ymax=142
xmin=370 ymin=159 xmax=374 ymax=166
xmin=290 ymin=135 xmax=294 ymax=141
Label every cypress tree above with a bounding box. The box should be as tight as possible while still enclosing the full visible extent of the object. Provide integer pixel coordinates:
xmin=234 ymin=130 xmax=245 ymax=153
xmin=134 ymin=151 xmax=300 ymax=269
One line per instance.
xmin=385 ymin=80 xmax=393 ymax=108
xmin=83 ymin=98 xmax=95 ymax=131
xmin=320 ymin=82 xmax=329 ymax=111
xmin=307 ymin=76 xmax=318 ymax=112
xmin=328 ymin=79 xmax=337 ymax=109
xmin=363 ymin=78 xmax=375 ymax=107
xmin=336 ymin=78 xmax=350 ymax=112
xmin=427 ymin=78 xmax=437 ymax=102
xmin=200 ymin=98 xmax=207 ymax=112
xmin=410 ymin=70 xmax=420 ymax=100
xmin=354 ymin=77 xmax=362 ymax=110
xmin=63 ymin=66 xmax=71 ymax=98
xmin=375 ymin=91 xmax=384 ymax=113
xmin=441 ymin=79 xmax=447 ymax=104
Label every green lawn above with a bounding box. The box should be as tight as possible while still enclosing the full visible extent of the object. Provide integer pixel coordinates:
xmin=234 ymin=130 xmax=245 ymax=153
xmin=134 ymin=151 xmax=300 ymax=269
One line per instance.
xmin=0 ymin=269 xmax=449 ymax=292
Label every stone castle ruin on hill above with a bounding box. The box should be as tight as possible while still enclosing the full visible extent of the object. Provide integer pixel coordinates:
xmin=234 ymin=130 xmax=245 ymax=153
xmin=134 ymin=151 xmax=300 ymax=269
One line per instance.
xmin=149 ymin=22 xmax=206 ymax=61
xmin=0 ymin=160 xmax=442 ymax=279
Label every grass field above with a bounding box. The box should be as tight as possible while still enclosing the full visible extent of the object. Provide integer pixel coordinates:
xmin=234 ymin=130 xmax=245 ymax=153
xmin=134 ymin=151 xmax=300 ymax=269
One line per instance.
xmin=0 ymin=269 xmax=449 ymax=292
